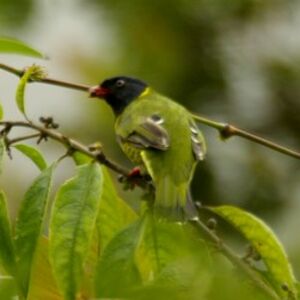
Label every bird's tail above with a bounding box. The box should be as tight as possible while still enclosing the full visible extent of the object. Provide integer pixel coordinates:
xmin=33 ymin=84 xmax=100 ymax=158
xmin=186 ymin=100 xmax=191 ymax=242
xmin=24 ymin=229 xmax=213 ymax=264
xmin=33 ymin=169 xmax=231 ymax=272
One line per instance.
xmin=154 ymin=176 xmax=195 ymax=221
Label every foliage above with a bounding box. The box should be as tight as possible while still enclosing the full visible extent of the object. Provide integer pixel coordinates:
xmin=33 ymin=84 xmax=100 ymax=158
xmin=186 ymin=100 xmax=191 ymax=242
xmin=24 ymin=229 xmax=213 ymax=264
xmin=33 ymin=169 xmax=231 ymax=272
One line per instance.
xmin=0 ymin=37 xmax=44 ymax=58
xmin=13 ymin=144 xmax=47 ymax=171
xmin=15 ymin=65 xmax=46 ymax=119
xmin=211 ymin=206 xmax=297 ymax=299
xmin=0 ymin=39 xmax=299 ymax=300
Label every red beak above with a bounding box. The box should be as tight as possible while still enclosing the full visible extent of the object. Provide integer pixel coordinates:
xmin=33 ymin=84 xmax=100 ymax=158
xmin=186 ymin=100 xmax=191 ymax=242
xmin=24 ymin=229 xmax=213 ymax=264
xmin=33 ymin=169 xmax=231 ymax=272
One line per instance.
xmin=89 ymin=86 xmax=110 ymax=98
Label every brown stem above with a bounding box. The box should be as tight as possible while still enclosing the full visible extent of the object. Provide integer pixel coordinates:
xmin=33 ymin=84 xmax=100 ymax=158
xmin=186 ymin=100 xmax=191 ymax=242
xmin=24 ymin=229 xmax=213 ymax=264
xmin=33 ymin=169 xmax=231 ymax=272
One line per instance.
xmin=224 ymin=125 xmax=300 ymax=159
xmin=40 ymin=77 xmax=90 ymax=92
xmin=0 ymin=120 xmax=129 ymax=176
xmin=7 ymin=133 xmax=41 ymax=145
xmin=192 ymin=114 xmax=300 ymax=160
xmin=0 ymin=63 xmax=90 ymax=92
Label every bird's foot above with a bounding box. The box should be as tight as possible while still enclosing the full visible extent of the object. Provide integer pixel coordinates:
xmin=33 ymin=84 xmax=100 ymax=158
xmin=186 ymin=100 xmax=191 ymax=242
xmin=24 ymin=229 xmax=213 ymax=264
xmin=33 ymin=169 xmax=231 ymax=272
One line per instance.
xmin=118 ymin=167 xmax=142 ymax=190
xmin=118 ymin=167 xmax=152 ymax=190
xmin=128 ymin=166 xmax=142 ymax=178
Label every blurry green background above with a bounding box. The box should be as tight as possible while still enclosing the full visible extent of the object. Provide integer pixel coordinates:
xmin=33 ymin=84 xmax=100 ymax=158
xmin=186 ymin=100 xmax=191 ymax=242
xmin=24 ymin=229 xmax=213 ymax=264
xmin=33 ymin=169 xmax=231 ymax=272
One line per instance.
xmin=0 ymin=0 xmax=300 ymax=279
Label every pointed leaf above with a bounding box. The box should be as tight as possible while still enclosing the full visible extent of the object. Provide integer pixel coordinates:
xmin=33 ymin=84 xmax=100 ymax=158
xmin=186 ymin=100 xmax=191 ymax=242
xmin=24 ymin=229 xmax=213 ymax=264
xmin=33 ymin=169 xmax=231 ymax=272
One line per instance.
xmin=0 ymin=37 xmax=44 ymax=58
xmin=49 ymin=163 xmax=103 ymax=300
xmin=0 ymin=191 xmax=16 ymax=276
xmin=139 ymin=216 xmax=193 ymax=276
xmin=28 ymin=237 xmax=62 ymax=300
xmin=97 ymin=167 xmax=137 ymax=250
xmin=95 ymin=220 xmax=144 ymax=298
xmin=95 ymin=214 xmax=210 ymax=298
xmin=210 ymin=205 xmax=297 ymax=298
xmin=138 ymin=213 xmax=211 ymax=285
xmin=15 ymin=66 xmax=36 ymax=117
xmin=14 ymin=144 xmax=47 ymax=171
xmin=14 ymin=164 xmax=55 ymax=296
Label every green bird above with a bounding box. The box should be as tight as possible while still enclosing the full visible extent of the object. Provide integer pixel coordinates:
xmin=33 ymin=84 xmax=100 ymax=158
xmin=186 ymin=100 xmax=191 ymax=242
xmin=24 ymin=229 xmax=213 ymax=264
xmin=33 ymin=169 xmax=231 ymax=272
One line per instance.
xmin=89 ymin=76 xmax=206 ymax=219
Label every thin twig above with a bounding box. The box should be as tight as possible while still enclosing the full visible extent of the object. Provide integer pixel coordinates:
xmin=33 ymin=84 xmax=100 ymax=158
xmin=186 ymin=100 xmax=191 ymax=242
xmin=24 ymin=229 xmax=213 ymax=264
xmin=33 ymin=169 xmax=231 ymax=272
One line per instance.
xmin=189 ymin=217 xmax=280 ymax=300
xmin=7 ymin=133 xmax=40 ymax=145
xmin=40 ymin=77 xmax=90 ymax=92
xmin=0 ymin=63 xmax=89 ymax=92
xmin=0 ymin=120 xmax=129 ymax=176
xmin=192 ymin=114 xmax=300 ymax=160
xmin=0 ymin=63 xmax=23 ymax=77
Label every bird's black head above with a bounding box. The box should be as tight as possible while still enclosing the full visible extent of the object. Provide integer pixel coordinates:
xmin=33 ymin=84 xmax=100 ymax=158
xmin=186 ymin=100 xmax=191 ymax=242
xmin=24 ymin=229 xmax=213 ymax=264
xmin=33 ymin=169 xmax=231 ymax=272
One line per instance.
xmin=89 ymin=76 xmax=148 ymax=115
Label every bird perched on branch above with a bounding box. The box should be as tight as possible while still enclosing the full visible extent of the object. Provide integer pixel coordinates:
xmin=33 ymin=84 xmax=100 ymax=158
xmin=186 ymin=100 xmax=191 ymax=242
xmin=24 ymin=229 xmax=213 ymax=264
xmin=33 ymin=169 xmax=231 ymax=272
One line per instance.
xmin=89 ymin=76 xmax=206 ymax=220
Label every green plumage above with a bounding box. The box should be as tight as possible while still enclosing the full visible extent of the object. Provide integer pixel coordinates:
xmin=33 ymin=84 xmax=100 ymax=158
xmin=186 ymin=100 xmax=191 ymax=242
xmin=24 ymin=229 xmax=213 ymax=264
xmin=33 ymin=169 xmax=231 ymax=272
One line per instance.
xmin=115 ymin=88 xmax=206 ymax=219
xmin=90 ymin=76 xmax=206 ymax=219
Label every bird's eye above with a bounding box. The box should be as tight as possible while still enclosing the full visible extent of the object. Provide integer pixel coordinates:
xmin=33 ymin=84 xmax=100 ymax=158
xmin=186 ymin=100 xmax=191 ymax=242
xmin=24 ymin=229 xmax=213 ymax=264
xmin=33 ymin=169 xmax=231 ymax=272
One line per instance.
xmin=116 ymin=79 xmax=125 ymax=87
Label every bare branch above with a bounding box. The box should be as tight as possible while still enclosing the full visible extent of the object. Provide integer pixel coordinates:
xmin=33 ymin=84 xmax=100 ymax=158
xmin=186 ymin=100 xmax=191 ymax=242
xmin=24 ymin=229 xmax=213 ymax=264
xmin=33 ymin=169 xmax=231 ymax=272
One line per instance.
xmin=0 ymin=62 xmax=89 ymax=92
xmin=7 ymin=133 xmax=40 ymax=145
xmin=192 ymin=114 xmax=300 ymax=160
xmin=0 ymin=120 xmax=129 ymax=176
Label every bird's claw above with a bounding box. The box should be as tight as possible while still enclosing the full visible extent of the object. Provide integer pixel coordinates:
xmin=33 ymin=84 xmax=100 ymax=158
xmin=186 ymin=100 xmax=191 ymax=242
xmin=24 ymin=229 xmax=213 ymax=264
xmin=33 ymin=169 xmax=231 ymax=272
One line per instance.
xmin=128 ymin=166 xmax=142 ymax=178
xmin=118 ymin=167 xmax=144 ymax=190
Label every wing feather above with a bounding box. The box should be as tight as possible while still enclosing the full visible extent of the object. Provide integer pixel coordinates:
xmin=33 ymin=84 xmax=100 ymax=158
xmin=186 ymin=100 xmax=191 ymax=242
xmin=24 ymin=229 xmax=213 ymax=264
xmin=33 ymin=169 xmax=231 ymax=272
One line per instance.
xmin=120 ymin=116 xmax=170 ymax=151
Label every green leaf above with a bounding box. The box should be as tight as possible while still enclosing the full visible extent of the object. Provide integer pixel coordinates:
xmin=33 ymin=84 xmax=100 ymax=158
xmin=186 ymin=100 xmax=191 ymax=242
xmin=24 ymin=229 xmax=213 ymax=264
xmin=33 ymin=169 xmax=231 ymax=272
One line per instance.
xmin=95 ymin=220 xmax=144 ymax=298
xmin=0 ymin=191 xmax=16 ymax=276
xmin=0 ymin=37 xmax=44 ymax=58
xmin=14 ymin=164 xmax=55 ymax=297
xmin=72 ymin=151 xmax=92 ymax=165
xmin=72 ymin=153 xmax=137 ymax=249
xmin=0 ymin=276 xmax=18 ymax=300
xmin=49 ymin=163 xmax=103 ymax=300
xmin=15 ymin=65 xmax=36 ymax=117
xmin=95 ymin=213 xmax=210 ymax=298
xmin=14 ymin=144 xmax=47 ymax=171
xmin=139 ymin=217 xmax=191 ymax=275
xmin=210 ymin=205 xmax=297 ymax=299
xmin=0 ymin=138 xmax=4 ymax=175
xmin=27 ymin=237 xmax=62 ymax=300
xmin=97 ymin=167 xmax=137 ymax=250
xmin=138 ymin=214 xmax=211 ymax=285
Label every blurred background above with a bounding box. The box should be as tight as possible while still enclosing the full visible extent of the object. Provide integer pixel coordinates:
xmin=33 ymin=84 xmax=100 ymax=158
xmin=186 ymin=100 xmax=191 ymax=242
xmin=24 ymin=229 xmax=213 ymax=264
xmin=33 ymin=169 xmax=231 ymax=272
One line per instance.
xmin=0 ymin=0 xmax=300 ymax=280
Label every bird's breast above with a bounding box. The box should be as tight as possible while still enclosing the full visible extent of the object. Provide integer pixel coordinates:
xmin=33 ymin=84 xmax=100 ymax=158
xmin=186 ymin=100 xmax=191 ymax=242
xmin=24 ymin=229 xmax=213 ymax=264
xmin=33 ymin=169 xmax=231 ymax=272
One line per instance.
xmin=120 ymin=141 xmax=144 ymax=165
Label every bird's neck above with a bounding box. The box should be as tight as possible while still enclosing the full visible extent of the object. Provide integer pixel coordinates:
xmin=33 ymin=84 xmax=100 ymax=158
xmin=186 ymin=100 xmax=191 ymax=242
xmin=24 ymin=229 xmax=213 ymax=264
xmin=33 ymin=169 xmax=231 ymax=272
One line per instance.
xmin=107 ymin=87 xmax=153 ymax=116
xmin=106 ymin=96 xmax=131 ymax=115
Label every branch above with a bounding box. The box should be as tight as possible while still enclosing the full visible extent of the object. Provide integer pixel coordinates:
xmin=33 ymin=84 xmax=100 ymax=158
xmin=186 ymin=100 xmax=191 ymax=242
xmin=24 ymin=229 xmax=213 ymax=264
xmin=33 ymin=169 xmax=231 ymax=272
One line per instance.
xmin=0 ymin=63 xmax=89 ymax=92
xmin=7 ymin=133 xmax=41 ymax=145
xmin=192 ymin=114 xmax=300 ymax=160
xmin=1 ymin=62 xmax=300 ymax=160
xmin=0 ymin=119 xmax=129 ymax=176
xmin=189 ymin=217 xmax=280 ymax=300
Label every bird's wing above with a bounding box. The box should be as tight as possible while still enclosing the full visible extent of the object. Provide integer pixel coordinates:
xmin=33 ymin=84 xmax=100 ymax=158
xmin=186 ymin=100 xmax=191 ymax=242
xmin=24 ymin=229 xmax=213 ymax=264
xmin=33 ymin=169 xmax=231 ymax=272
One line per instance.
xmin=189 ymin=121 xmax=206 ymax=161
xmin=119 ymin=115 xmax=170 ymax=151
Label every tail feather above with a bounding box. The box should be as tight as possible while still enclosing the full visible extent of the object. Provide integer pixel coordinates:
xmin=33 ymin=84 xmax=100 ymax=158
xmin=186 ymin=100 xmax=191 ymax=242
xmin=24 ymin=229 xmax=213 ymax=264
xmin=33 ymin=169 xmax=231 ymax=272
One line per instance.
xmin=140 ymin=151 xmax=196 ymax=220
xmin=154 ymin=176 xmax=193 ymax=220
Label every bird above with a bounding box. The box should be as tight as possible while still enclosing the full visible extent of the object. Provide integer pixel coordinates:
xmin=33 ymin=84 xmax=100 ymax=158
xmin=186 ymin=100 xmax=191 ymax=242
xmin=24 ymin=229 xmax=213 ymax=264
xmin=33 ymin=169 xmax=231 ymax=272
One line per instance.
xmin=89 ymin=76 xmax=206 ymax=220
